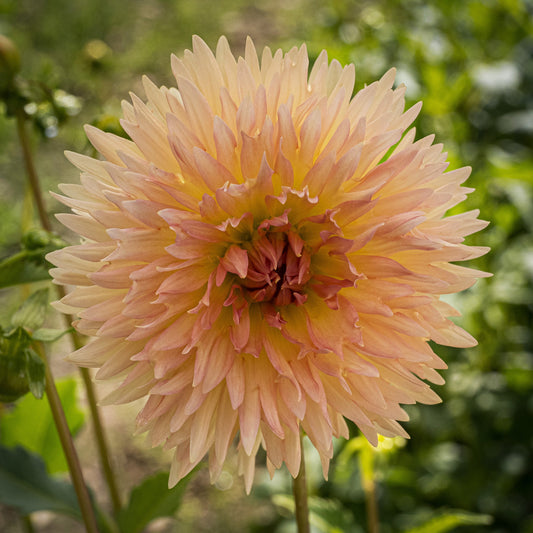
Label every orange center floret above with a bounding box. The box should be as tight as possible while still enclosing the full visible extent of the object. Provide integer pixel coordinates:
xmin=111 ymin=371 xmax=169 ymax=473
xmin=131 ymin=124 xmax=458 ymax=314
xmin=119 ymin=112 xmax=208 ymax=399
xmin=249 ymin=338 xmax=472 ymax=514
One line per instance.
xmin=241 ymin=231 xmax=311 ymax=306
xmin=214 ymin=205 xmax=360 ymax=329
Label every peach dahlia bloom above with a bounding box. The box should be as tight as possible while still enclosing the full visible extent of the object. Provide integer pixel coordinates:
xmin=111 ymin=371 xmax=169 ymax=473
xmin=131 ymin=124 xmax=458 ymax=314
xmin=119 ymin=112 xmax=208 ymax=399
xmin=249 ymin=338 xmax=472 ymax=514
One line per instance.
xmin=48 ymin=36 xmax=489 ymax=492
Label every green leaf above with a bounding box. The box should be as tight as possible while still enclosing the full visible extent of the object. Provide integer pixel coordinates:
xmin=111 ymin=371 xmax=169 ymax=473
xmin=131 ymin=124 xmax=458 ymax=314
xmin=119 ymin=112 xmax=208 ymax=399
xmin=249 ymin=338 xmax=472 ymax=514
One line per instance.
xmin=273 ymin=495 xmax=360 ymax=533
xmin=32 ymin=327 xmax=73 ymax=342
xmin=404 ymin=510 xmax=493 ymax=533
xmin=0 ymin=352 xmax=29 ymax=403
xmin=0 ymin=231 xmax=65 ymax=289
xmin=0 ymin=377 xmax=85 ymax=473
xmin=0 ymin=250 xmax=53 ymax=288
xmin=11 ymin=288 xmax=50 ymax=330
xmin=1 ymin=327 xmax=31 ymax=358
xmin=0 ymin=328 xmax=46 ymax=401
xmin=0 ymin=327 xmax=32 ymax=402
xmin=24 ymin=347 xmax=45 ymax=399
xmin=307 ymin=497 xmax=359 ymax=533
xmin=0 ymin=444 xmax=81 ymax=517
xmin=117 ymin=470 xmax=196 ymax=533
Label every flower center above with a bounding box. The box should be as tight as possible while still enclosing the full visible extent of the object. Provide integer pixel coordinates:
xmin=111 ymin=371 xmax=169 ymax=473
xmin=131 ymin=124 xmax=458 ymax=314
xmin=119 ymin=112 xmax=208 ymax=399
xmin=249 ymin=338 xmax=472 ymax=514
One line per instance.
xmin=240 ymin=232 xmax=311 ymax=307
xmin=214 ymin=202 xmax=361 ymax=319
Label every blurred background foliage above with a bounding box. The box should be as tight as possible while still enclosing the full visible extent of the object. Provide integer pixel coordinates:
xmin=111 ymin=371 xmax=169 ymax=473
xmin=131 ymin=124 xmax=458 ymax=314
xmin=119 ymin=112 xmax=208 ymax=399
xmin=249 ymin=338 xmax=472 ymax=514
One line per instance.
xmin=0 ymin=0 xmax=532 ymax=532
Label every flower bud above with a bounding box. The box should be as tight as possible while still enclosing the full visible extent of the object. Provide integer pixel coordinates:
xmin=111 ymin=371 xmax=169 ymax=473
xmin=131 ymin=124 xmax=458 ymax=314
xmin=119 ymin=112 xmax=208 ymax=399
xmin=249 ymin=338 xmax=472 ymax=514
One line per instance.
xmin=0 ymin=35 xmax=21 ymax=93
xmin=0 ymin=353 xmax=30 ymax=403
xmin=22 ymin=228 xmax=52 ymax=250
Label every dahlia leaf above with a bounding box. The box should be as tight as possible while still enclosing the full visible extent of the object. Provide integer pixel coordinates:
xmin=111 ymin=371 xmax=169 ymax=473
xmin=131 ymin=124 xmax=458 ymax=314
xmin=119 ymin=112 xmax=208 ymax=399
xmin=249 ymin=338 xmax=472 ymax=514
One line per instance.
xmin=404 ymin=510 xmax=493 ymax=533
xmin=32 ymin=327 xmax=74 ymax=343
xmin=307 ymin=497 xmax=360 ymax=533
xmin=273 ymin=494 xmax=359 ymax=533
xmin=0 ymin=231 xmax=65 ymax=289
xmin=0 ymin=252 xmax=49 ymax=287
xmin=117 ymin=470 xmax=196 ymax=533
xmin=0 ymin=326 xmax=31 ymax=358
xmin=0 ymin=378 xmax=85 ymax=473
xmin=11 ymin=288 xmax=49 ymax=331
xmin=0 ymin=328 xmax=31 ymax=402
xmin=0 ymin=444 xmax=81 ymax=517
xmin=24 ymin=347 xmax=45 ymax=399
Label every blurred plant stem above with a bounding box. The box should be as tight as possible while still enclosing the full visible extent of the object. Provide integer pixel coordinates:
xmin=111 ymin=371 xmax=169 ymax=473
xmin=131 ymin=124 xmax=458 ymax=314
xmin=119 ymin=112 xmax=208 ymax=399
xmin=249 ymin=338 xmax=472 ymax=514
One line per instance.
xmin=71 ymin=328 xmax=123 ymax=515
xmin=21 ymin=514 xmax=35 ymax=533
xmin=15 ymin=107 xmax=122 ymax=515
xmin=360 ymin=439 xmax=379 ymax=533
xmin=292 ymin=432 xmax=310 ymax=533
xmin=34 ymin=341 xmax=99 ymax=533
xmin=15 ymin=109 xmax=51 ymax=232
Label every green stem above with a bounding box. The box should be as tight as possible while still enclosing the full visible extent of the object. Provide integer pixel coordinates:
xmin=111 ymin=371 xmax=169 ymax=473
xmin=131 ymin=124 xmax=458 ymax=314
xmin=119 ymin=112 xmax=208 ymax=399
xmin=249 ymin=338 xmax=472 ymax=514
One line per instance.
xmin=292 ymin=432 xmax=310 ymax=533
xmin=59 ymin=305 xmax=122 ymax=514
xmin=36 ymin=343 xmax=99 ymax=533
xmin=16 ymin=107 xmax=122 ymax=515
xmin=80 ymin=365 xmax=123 ymax=514
xmin=364 ymin=478 xmax=379 ymax=533
xmin=15 ymin=108 xmax=51 ymax=232
xmin=360 ymin=440 xmax=379 ymax=533
xmin=21 ymin=514 xmax=35 ymax=533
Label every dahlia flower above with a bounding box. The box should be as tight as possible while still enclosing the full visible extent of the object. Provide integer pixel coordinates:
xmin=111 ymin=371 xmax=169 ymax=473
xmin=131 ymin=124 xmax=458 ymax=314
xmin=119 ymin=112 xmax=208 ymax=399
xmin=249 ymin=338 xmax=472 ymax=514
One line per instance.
xmin=48 ymin=36 xmax=489 ymax=492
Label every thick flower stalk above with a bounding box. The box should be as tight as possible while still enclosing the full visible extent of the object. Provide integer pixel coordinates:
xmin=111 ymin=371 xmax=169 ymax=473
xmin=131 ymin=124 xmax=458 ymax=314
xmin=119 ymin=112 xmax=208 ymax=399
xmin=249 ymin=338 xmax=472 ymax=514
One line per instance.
xmin=48 ymin=36 xmax=489 ymax=492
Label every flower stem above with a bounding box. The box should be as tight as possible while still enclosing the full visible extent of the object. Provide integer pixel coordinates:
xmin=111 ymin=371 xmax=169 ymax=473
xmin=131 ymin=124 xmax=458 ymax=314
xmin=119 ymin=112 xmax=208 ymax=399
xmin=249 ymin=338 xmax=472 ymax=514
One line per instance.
xmin=292 ymin=431 xmax=310 ymax=533
xmin=36 ymin=342 xmax=99 ymax=533
xmin=364 ymin=477 xmax=379 ymax=533
xmin=15 ymin=107 xmax=122 ymax=515
xmin=79 ymin=360 xmax=123 ymax=514
xmin=65 ymin=324 xmax=122 ymax=514
xmin=21 ymin=514 xmax=35 ymax=533
xmin=360 ymin=439 xmax=380 ymax=533
xmin=15 ymin=108 xmax=51 ymax=232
